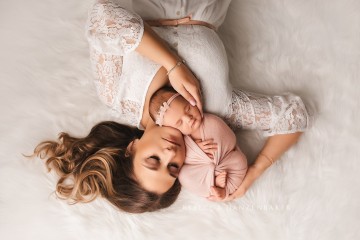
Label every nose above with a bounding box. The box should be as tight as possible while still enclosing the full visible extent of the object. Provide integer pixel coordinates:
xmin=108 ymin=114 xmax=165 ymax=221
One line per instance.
xmin=183 ymin=114 xmax=193 ymax=123
xmin=163 ymin=146 xmax=177 ymax=162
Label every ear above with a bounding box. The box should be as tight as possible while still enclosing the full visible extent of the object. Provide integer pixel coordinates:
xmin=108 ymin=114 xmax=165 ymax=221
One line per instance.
xmin=126 ymin=139 xmax=138 ymax=156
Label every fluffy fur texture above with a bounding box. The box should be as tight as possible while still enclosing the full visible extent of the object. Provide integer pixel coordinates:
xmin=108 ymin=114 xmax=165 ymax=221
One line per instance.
xmin=0 ymin=0 xmax=359 ymax=239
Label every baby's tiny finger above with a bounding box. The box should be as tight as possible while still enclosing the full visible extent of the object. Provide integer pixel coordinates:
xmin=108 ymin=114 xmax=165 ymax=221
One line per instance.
xmin=202 ymin=144 xmax=218 ymax=150
xmin=201 ymin=139 xmax=214 ymax=145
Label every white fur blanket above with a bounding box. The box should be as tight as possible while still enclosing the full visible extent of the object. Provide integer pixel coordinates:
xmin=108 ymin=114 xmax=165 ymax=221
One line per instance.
xmin=1 ymin=0 xmax=359 ymax=239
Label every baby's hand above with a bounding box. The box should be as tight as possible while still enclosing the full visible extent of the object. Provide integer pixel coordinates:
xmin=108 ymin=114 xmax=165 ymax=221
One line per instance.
xmin=215 ymin=171 xmax=227 ymax=188
xmin=195 ymin=139 xmax=218 ymax=159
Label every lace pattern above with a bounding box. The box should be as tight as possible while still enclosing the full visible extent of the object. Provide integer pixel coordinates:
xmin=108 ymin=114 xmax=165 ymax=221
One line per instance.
xmin=86 ymin=0 xmax=144 ymax=55
xmin=86 ymin=1 xmax=146 ymax=127
xmin=85 ymin=2 xmax=311 ymax=133
xmin=224 ymin=89 xmax=309 ymax=136
xmin=89 ymin=46 xmax=122 ymax=106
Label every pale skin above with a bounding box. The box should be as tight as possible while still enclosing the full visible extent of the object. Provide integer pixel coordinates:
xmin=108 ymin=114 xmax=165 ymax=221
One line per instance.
xmin=130 ymin=22 xmax=303 ymax=199
xmin=129 ymin=122 xmax=186 ymax=194
xmin=155 ymin=93 xmax=228 ymax=196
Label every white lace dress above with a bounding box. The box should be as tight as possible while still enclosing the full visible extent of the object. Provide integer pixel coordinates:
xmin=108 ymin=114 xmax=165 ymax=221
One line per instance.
xmin=85 ymin=0 xmax=310 ymax=136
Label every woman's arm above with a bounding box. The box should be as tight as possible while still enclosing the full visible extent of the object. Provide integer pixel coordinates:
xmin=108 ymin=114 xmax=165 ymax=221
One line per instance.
xmin=86 ymin=2 xmax=202 ymax=114
xmin=135 ymin=23 xmax=203 ymax=114
xmin=208 ymin=131 xmax=303 ymax=201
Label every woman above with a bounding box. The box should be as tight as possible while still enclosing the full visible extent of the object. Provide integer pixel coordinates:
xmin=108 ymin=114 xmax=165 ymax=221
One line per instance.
xmin=33 ymin=0 xmax=309 ymax=213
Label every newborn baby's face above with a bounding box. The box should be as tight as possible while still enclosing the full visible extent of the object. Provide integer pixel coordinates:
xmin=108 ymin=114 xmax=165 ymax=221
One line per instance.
xmin=162 ymin=96 xmax=202 ymax=135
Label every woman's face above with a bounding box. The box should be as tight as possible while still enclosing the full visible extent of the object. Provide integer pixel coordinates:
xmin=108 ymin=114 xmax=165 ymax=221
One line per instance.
xmin=131 ymin=124 xmax=186 ymax=194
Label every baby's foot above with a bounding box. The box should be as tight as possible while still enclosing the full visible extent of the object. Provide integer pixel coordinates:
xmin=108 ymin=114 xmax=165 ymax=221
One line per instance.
xmin=215 ymin=171 xmax=227 ymax=188
xmin=209 ymin=186 xmax=226 ymax=200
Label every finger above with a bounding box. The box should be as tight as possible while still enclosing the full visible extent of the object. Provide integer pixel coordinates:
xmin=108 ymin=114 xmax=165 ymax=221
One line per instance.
xmin=199 ymin=139 xmax=215 ymax=145
xmin=203 ymin=150 xmax=217 ymax=157
xmin=212 ymin=187 xmax=223 ymax=197
xmin=202 ymin=148 xmax=216 ymax=154
xmin=198 ymin=142 xmax=217 ymax=149
xmin=194 ymin=94 xmax=203 ymax=117
xmin=185 ymin=83 xmax=203 ymax=115
xmin=197 ymin=144 xmax=216 ymax=151
xmin=207 ymin=196 xmax=219 ymax=202
xmin=178 ymin=87 xmax=197 ymax=107
xmin=193 ymin=88 xmax=203 ymax=117
xmin=201 ymin=144 xmax=218 ymax=150
xmin=202 ymin=144 xmax=218 ymax=150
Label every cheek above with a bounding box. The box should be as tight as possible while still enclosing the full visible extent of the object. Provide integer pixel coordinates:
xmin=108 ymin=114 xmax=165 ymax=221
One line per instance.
xmin=194 ymin=110 xmax=201 ymax=119
xmin=183 ymin=127 xmax=192 ymax=135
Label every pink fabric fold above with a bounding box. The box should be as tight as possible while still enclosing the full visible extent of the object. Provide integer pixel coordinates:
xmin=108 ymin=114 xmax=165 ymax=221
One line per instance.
xmin=179 ymin=113 xmax=248 ymax=198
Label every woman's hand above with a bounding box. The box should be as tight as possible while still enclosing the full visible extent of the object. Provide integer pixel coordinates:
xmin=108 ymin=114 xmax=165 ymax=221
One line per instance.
xmin=207 ymin=184 xmax=247 ymax=202
xmin=168 ymin=62 xmax=203 ymax=116
xmin=134 ymin=23 xmax=203 ymax=115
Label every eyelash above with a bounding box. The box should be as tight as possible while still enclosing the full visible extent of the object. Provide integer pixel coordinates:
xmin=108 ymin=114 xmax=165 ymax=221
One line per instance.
xmin=150 ymin=156 xmax=180 ymax=170
xmin=150 ymin=155 xmax=160 ymax=161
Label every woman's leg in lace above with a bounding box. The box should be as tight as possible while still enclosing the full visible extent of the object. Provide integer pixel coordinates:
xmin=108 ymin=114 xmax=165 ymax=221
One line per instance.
xmin=223 ymin=89 xmax=310 ymax=136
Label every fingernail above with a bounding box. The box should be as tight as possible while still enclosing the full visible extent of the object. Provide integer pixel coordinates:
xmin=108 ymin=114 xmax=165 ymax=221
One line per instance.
xmin=190 ymin=100 xmax=196 ymax=106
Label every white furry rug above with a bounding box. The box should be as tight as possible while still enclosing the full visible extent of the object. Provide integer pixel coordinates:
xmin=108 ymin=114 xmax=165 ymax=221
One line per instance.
xmin=1 ymin=0 xmax=359 ymax=239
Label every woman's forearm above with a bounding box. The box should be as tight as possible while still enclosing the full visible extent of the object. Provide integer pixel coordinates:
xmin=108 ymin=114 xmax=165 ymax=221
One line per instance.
xmin=135 ymin=22 xmax=179 ymax=71
xmin=134 ymin=22 xmax=203 ymax=112
xmin=243 ymin=132 xmax=303 ymax=189
xmin=256 ymin=132 xmax=302 ymax=169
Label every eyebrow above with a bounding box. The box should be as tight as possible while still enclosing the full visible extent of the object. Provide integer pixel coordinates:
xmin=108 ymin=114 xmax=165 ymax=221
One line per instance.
xmin=141 ymin=163 xmax=177 ymax=179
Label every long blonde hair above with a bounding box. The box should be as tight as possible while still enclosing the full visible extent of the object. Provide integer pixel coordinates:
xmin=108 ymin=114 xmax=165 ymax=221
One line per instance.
xmin=29 ymin=121 xmax=181 ymax=213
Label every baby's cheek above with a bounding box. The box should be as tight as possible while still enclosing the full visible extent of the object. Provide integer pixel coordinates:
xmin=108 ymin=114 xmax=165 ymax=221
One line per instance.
xmin=182 ymin=127 xmax=193 ymax=135
xmin=179 ymin=127 xmax=188 ymax=135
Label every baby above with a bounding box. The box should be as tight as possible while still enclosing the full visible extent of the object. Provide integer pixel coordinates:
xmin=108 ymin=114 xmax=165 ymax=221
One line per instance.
xmin=149 ymin=86 xmax=248 ymax=199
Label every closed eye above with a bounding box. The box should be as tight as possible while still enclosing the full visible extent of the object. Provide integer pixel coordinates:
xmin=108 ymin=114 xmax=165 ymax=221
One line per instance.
xmin=145 ymin=156 xmax=180 ymax=178
xmin=150 ymin=155 xmax=160 ymax=161
xmin=168 ymin=163 xmax=180 ymax=177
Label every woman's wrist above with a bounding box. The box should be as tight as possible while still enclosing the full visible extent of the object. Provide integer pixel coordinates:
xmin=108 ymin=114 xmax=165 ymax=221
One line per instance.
xmin=253 ymin=153 xmax=273 ymax=172
xmin=136 ymin=23 xmax=181 ymax=71
xmin=163 ymin=52 xmax=181 ymax=71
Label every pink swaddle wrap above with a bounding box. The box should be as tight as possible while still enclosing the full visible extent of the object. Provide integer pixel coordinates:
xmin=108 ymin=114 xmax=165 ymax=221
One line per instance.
xmin=179 ymin=113 xmax=248 ymax=198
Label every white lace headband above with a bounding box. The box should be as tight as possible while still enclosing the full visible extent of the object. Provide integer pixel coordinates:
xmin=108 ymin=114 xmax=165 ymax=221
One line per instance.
xmin=155 ymin=93 xmax=181 ymax=127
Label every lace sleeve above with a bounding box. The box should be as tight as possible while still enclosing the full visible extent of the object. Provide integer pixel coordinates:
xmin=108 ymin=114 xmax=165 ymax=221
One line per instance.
xmin=85 ymin=1 xmax=144 ymax=116
xmin=85 ymin=1 xmax=144 ymax=55
xmin=224 ymin=89 xmax=310 ymax=136
xmin=88 ymin=45 xmax=122 ymax=107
